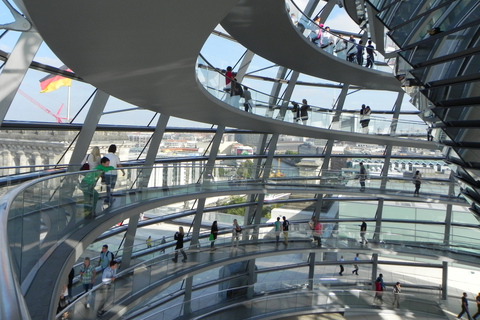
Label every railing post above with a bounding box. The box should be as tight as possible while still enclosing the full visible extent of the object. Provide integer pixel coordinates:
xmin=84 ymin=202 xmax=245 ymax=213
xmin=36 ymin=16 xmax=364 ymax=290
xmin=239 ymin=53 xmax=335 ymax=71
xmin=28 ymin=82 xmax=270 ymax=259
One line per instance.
xmin=371 ymin=253 xmax=378 ymax=291
xmin=442 ymin=261 xmax=448 ymax=300
xmin=308 ymin=252 xmax=315 ymax=290
xmin=443 ymin=173 xmax=455 ymax=246
xmin=246 ymin=259 xmax=256 ymax=299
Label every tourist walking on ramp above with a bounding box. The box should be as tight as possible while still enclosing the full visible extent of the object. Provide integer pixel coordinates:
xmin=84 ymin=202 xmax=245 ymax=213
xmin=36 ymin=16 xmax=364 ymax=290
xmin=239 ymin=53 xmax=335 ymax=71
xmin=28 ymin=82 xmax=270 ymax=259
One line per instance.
xmin=413 ymin=170 xmax=422 ymax=196
xmin=232 ymin=219 xmax=242 ymax=247
xmin=98 ymin=244 xmax=115 ymax=271
xmin=359 ymin=104 xmax=371 ymax=134
xmin=313 ymin=218 xmax=323 ymax=247
xmin=300 ymin=99 xmax=311 ymax=125
xmin=97 ymin=261 xmax=117 ymax=317
xmin=282 ymin=216 xmax=290 ymax=246
xmin=393 ymin=282 xmax=401 ymax=308
xmin=339 ymin=256 xmax=344 ymax=276
xmin=243 ymin=86 xmax=253 ymax=112
xmin=472 ymin=292 xmax=480 ymax=319
xmin=172 ymin=226 xmax=187 ymax=262
xmin=358 ymin=162 xmax=367 ymax=192
xmin=457 ymin=292 xmax=472 ymax=320
xmin=373 ymin=278 xmax=384 ymax=305
xmin=352 ymin=253 xmax=359 ymax=275
xmin=210 ymin=221 xmax=218 ymax=251
xmin=104 ymin=144 xmax=125 ymax=207
xmin=274 ymin=217 xmax=282 ymax=245
xmin=360 ymin=219 xmax=368 ymax=244
xmin=79 ymin=257 xmax=96 ymax=309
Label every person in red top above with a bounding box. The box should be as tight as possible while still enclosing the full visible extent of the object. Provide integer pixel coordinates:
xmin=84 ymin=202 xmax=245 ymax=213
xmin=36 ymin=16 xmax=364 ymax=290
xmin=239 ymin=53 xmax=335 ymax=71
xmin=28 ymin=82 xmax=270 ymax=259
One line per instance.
xmin=224 ymin=66 xmax=233 ymax=92
xmin=374 ymin=278 xmax=384 ymax=305
xmin=313 ymin=218 xmax=323 ymax=247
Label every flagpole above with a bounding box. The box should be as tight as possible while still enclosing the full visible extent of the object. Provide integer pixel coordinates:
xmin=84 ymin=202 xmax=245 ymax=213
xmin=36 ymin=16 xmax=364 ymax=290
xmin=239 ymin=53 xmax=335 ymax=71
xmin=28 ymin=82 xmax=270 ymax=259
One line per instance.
xmin=67 ymin=85 xmax=71 ymax=121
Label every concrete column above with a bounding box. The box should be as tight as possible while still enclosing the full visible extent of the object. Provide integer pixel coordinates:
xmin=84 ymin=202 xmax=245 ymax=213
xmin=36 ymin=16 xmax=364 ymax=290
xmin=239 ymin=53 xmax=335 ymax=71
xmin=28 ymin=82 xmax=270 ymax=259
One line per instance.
xmin=17 ymin=151 xmax=27 ymax=173
xmin=190 ymin=198 xmax=206 ymax=249
xmin=373 ymin=199 xmax=383 ymax=243
xmin=68 ymin=90 xmax=109 ymax=171
xmin=0 ymin=32 xmax=43 ymax=125
xmin=246 ymin=258 xmax=256 ymax=299
xmin=308 ymin=252 xmax=316 ymax=290
xmin=183 ymin=277 xmax=194 ymax=316
xmin=119 ymin=215 xmax=139 ymax=269
xmin=371 ymin=253 xmax=378 ymax=290
xmin=442 ymin=261 xmax=448 ymax=300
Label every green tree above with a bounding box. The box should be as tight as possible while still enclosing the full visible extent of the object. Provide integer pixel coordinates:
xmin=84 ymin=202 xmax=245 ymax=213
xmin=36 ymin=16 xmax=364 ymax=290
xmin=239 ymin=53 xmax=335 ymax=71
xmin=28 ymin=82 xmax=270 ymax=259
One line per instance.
xmin=236 ymin=160 xmax=254 ymax=179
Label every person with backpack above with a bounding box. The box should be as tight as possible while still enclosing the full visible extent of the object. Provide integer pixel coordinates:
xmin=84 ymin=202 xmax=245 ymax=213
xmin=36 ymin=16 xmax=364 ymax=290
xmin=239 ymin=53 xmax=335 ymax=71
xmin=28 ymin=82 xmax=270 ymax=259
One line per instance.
xmin=98 ymin=244 xmax=115 ymax=271
xmin=274 ymin=217 xmax=282 ymax=245
xmin=282 ymin=216 xmax=290 ymax=245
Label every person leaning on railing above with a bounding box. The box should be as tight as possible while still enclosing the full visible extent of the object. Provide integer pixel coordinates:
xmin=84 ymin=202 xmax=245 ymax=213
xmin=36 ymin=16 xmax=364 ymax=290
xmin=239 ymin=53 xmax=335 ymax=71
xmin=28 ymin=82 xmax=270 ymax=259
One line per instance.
xmin=79 ymin=157 xmax=114 ymax=218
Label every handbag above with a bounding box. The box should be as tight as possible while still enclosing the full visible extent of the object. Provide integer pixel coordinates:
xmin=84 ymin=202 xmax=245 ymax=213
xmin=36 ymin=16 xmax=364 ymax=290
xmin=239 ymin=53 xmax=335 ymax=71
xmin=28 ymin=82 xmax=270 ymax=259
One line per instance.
xmin=80 ymin=154 xmax=90 ymax=171
xmin=209 ymin=233 xmax=214 ymax=241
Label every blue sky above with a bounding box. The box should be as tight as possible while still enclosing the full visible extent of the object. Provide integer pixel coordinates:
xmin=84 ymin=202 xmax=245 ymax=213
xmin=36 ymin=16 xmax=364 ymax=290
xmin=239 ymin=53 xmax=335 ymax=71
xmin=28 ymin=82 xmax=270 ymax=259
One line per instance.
xmin=0 ymin=1 xmax=421 ymax=128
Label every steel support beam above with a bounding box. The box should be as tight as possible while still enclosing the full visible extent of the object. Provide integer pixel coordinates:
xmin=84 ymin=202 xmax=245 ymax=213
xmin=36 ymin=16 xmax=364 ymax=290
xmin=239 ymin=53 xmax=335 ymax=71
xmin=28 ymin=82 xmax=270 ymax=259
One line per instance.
xmin=373 ymin=199 xmax=383 ymax=243
xmin=236 ymin=50 xmax=255 ymax=82
xmin=68 ymin=90 xmax=110 ymax=171
xmin=0 ymin=31 xmax=42 ymax=126
xmin=121 ymin=115 xmax=170 ymax=269
xmin=443 ymin=173 xmax=455 ymax=245
xmin=191 ymin=126 xmax=225 ymax=247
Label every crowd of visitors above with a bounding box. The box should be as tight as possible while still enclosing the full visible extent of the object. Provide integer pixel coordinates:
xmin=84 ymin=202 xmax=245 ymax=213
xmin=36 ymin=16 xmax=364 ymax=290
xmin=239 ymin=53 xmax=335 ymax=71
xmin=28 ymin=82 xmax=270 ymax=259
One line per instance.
xmin=293 ymin=14 xmax=380 ymax=67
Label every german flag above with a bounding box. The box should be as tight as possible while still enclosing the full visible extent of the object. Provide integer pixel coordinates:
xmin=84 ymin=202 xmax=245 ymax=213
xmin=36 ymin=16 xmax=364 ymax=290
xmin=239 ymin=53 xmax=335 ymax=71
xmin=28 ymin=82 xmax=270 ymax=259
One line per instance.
xmin=39 ymin=65 xmax=72 ymax=93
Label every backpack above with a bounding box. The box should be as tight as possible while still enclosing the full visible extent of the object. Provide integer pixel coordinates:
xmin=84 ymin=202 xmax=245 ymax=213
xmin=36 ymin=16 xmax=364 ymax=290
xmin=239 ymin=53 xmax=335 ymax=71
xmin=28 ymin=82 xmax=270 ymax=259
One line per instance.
xmin=107 ymin=250 xmax=115 ymax=262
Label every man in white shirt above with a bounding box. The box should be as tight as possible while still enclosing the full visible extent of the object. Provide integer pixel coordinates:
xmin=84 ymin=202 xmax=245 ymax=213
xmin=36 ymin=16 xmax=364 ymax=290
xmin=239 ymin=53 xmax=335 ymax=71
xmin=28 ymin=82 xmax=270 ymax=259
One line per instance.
xmin=104 ymin=144 xmax=125 ymax=207
xmin=97 ymin=261 xmax=117 ymax=317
